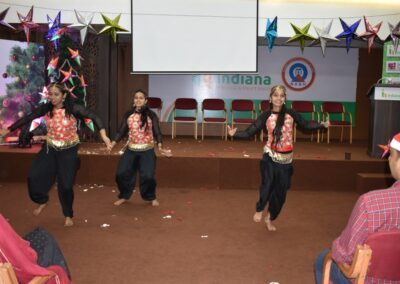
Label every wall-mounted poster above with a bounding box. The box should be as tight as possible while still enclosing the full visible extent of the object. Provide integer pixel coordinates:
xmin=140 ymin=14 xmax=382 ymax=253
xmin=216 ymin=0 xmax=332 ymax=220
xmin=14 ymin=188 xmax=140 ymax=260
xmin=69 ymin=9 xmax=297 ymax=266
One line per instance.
xmin=386 ymin=61 xmax=400 ymax=73
xmin=382 ymin=42 xmax=400 ymax=83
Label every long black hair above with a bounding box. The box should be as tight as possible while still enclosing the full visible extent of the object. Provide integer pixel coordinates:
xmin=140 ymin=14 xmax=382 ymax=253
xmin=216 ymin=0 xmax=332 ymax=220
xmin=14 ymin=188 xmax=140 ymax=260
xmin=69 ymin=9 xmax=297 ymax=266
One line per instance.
xmin=269 ymin=85 xmax=287 ymax=147
xmin=47 ymin=83 xmax=74 ymax=118
xmin=133 ymin=89 xmax=151 ymax=131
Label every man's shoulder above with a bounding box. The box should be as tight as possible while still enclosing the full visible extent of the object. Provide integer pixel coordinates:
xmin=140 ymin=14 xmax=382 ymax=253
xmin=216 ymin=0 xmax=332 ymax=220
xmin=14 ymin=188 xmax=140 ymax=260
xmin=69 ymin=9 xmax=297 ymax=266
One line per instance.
xmin=360 ymin=184 xmax=400 ymax=205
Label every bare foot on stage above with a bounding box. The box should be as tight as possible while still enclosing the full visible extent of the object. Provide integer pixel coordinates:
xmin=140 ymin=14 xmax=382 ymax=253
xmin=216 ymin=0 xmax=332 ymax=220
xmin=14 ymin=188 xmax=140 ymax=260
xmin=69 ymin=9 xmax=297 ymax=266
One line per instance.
xmin=64 ymin=217 xmax=74 ymax=227
xmin=151 ymin=199 xmax=160 ymax=207
xmin=265 ymin=214 xmax=277 ymax=231
xmin=33 ymin=204 xmax=47 ymax=216
xmin=253 ymin=212 xmax=262 ymax=222
xmin=114 ymin=199 xmax=128 ymax=206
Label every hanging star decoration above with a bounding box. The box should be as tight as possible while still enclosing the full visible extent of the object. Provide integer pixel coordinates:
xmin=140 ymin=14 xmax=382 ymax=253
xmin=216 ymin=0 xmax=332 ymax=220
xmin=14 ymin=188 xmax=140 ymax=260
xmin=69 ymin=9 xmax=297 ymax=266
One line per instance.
xmin=286 ymin=22 xmax=316 ymax=53
xmin=313 ymin=20 xmax=339 ymax=56
xmin=378 ymin=141 xmax=390 ymax=159
xmin=39 ymin=86 xmax=49 ymax=103
xmin=64 ymin=85 xmax=77 ymax=99
xmin=67 ymin=47 xmax=84 ymax=66
xmin=80 ymin=74 xmax=88 ymax=88
xmin=51 ymin=26 xmax=68 ymax=42
xmin=68 ymin=10 xmax=97 ymax=45
xmin=386 ymin=21 xmax=400 ymax=54
xmin=60 ymin=67 xmax=74 ymax=85
xmin=98 ymin=14 xmax=128 ymax=43
xmin=29 ymin=118 xmax=43 ymax=132
xmin=46 ymin=11 xmax=62 ymax=50
xmin=358 ymin=16 xmax=382 ymax=53
xmin=84 ymin=118 xmax=95 ymax=132
xmin=336 ymin=18 xmax=361 ymax=53
xmin=265 ymin=17 xmax=278 ymax=52
xmin=80 ymin=74 xmax=88 ymax=106
xmin=17 ymin=6 xmax=39 ymax=43
xmin=47 ymin=57 xmax=59 ymax=76
xmin=0 ymin=7 xmax=15 ymax=30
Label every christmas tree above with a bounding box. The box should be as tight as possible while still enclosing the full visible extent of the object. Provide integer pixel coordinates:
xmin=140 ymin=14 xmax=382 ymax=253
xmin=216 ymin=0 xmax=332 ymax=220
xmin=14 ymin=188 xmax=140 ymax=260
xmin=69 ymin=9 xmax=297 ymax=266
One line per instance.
xmin=0 ymin=43 xmax=45 ymax=129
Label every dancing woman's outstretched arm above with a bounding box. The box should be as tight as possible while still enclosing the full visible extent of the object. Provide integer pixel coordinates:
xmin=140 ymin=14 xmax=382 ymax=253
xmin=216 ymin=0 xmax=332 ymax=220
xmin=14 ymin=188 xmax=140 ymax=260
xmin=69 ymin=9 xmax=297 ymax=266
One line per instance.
xmin=228 ymin=111 xmax=271 ymax=139
xmin=288 ymin=108 xmax=329 ymax=130
xmin=8 ymin=104 xmax=51 ymax=132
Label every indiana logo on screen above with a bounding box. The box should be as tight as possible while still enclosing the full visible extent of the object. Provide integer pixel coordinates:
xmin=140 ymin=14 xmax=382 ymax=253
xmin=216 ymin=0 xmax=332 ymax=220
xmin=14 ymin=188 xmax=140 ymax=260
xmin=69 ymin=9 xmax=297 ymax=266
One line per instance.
xmin=281 ymin=57 xmax=315 ymax=92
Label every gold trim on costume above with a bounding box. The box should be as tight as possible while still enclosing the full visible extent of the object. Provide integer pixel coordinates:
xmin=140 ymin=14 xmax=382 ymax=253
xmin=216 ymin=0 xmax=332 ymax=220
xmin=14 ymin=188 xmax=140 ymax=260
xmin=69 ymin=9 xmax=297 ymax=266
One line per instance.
xmin=128 ymin=143 xmax=154 ymax=151
xmin=264 ymin=146 xmax=293 ymax=164
xmin=46 ymin=137 xmax=80 ymax=150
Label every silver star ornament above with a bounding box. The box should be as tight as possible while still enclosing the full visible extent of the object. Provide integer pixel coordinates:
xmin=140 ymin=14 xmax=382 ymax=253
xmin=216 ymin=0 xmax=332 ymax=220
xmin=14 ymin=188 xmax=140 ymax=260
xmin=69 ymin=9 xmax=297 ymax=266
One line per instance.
xmin=68 ymin=9 xmax=96 ymax=45
xmin=314 ymin=20 xmax=338 ymax=56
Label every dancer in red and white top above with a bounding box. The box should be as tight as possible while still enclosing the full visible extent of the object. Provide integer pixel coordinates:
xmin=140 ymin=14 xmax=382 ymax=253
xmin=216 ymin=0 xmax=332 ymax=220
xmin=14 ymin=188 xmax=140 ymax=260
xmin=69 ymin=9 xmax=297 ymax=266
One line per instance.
xmin=109 ymin=89 xmax=170 ymax=207
xmin=1 ymin=83 xmax=111 ymax=226
xmin=228 ymin=85 xmax=329 ymax=231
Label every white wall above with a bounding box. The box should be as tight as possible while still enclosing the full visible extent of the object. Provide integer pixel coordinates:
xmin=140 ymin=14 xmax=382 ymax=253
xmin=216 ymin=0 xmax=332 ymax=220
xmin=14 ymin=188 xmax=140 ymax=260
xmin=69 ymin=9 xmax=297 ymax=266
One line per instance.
xmin=2 ymin=0 xmax=399 ymax=39
xmin=259 ymin=1 xmax=400 ymax=38
xmin=0 ymin=0 xmax=132 ymax=32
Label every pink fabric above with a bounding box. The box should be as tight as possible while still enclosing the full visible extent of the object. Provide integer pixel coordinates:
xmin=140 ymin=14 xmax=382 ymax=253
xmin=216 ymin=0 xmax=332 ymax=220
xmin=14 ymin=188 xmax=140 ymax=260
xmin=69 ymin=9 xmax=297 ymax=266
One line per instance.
xmin=47 ymin=265 xmax=72 ymax=284
xmin=0 ymin=214 xmax=71 ymax=284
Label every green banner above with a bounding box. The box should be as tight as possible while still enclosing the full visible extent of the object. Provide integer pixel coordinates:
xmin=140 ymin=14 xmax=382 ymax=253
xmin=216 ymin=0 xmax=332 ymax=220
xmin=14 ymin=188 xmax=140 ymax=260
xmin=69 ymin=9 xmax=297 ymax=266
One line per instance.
xmin=382 ymin=42 xmax=400 ymax=84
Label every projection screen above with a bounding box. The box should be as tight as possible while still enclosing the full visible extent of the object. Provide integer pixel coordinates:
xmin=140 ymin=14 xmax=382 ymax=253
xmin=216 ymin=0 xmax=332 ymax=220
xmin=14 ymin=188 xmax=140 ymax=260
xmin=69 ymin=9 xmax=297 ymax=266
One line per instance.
xmin=131 ymin=0 xmax=258 ymax=74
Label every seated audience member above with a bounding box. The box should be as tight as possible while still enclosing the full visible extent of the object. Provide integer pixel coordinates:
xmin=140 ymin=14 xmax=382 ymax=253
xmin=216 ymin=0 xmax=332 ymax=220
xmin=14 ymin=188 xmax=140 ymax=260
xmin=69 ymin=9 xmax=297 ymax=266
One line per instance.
xmin=0 ymin=214 xmax=71 ymax=283
xmin=314 ymin=133 xmax=400 ymax=284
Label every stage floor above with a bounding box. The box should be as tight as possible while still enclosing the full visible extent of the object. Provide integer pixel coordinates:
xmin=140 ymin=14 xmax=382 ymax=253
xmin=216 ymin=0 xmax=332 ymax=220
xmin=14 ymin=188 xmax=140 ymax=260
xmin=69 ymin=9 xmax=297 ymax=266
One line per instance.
xmin=0 ymin=182 xmax=359 ymax=284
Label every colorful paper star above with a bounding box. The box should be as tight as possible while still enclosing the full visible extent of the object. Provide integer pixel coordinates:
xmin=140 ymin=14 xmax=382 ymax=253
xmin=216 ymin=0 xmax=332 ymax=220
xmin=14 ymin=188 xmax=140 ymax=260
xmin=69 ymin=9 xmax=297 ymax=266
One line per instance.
xmin=313 ymin=20 xmax=339 ymax=56
xmin=30 ymin=118 xmax=43 ymax=132
xmin=80 ymin=74 xmax=88 ymax=106
xmin=68 ymin=10 xmax=97 ymax=45
xmin=358 ymin=16 xmax=382 ymax=53
xmin=67 ymin=47 xmax=84 ymax=66
xmin=386 ymin=21 xmax=400 ymax=54
xmin=39 ymin=86 xmax=49 ymax=103
xmin=17 ymin=6 xmax=39 ymax=43
xmin=60 ymin=67 xmax=74 ymax=85
xmin=84 ymin=118 xmax=95 ymax=132
xmin=98 ymin=14 xmax=128 ymax=43
xmin=336 ymin=18 xmax=361 ymax=52
xmin=265 ymin=17 xmax=278 ymax=52
xmin=51 ymin=26 xmax=68 ymax=41
xmin=47 ymin=57 xmax=59 ymax=76
xmin=378 ymin=141 xmax=390 ymax=158
xmin=80 ymin=74 xmax=88 ymax=88
xmin=64 ymin=85 xmax=77 ymax=99
xmin=46 ymin=12 xmax=62 ymax=50
xmin=0 ymin=7 xmax=15 ymax=30
xmin=286 ymin=22 xmax=316 ymax=53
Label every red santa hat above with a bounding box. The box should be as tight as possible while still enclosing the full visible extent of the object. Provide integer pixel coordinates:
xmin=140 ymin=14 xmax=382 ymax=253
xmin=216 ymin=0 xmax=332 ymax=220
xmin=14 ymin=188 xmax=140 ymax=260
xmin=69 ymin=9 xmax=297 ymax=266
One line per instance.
xmin=390 ymin=133 xmax=400 ymax=152
xmin=378 ymin=133 xmax=400 ymax=158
